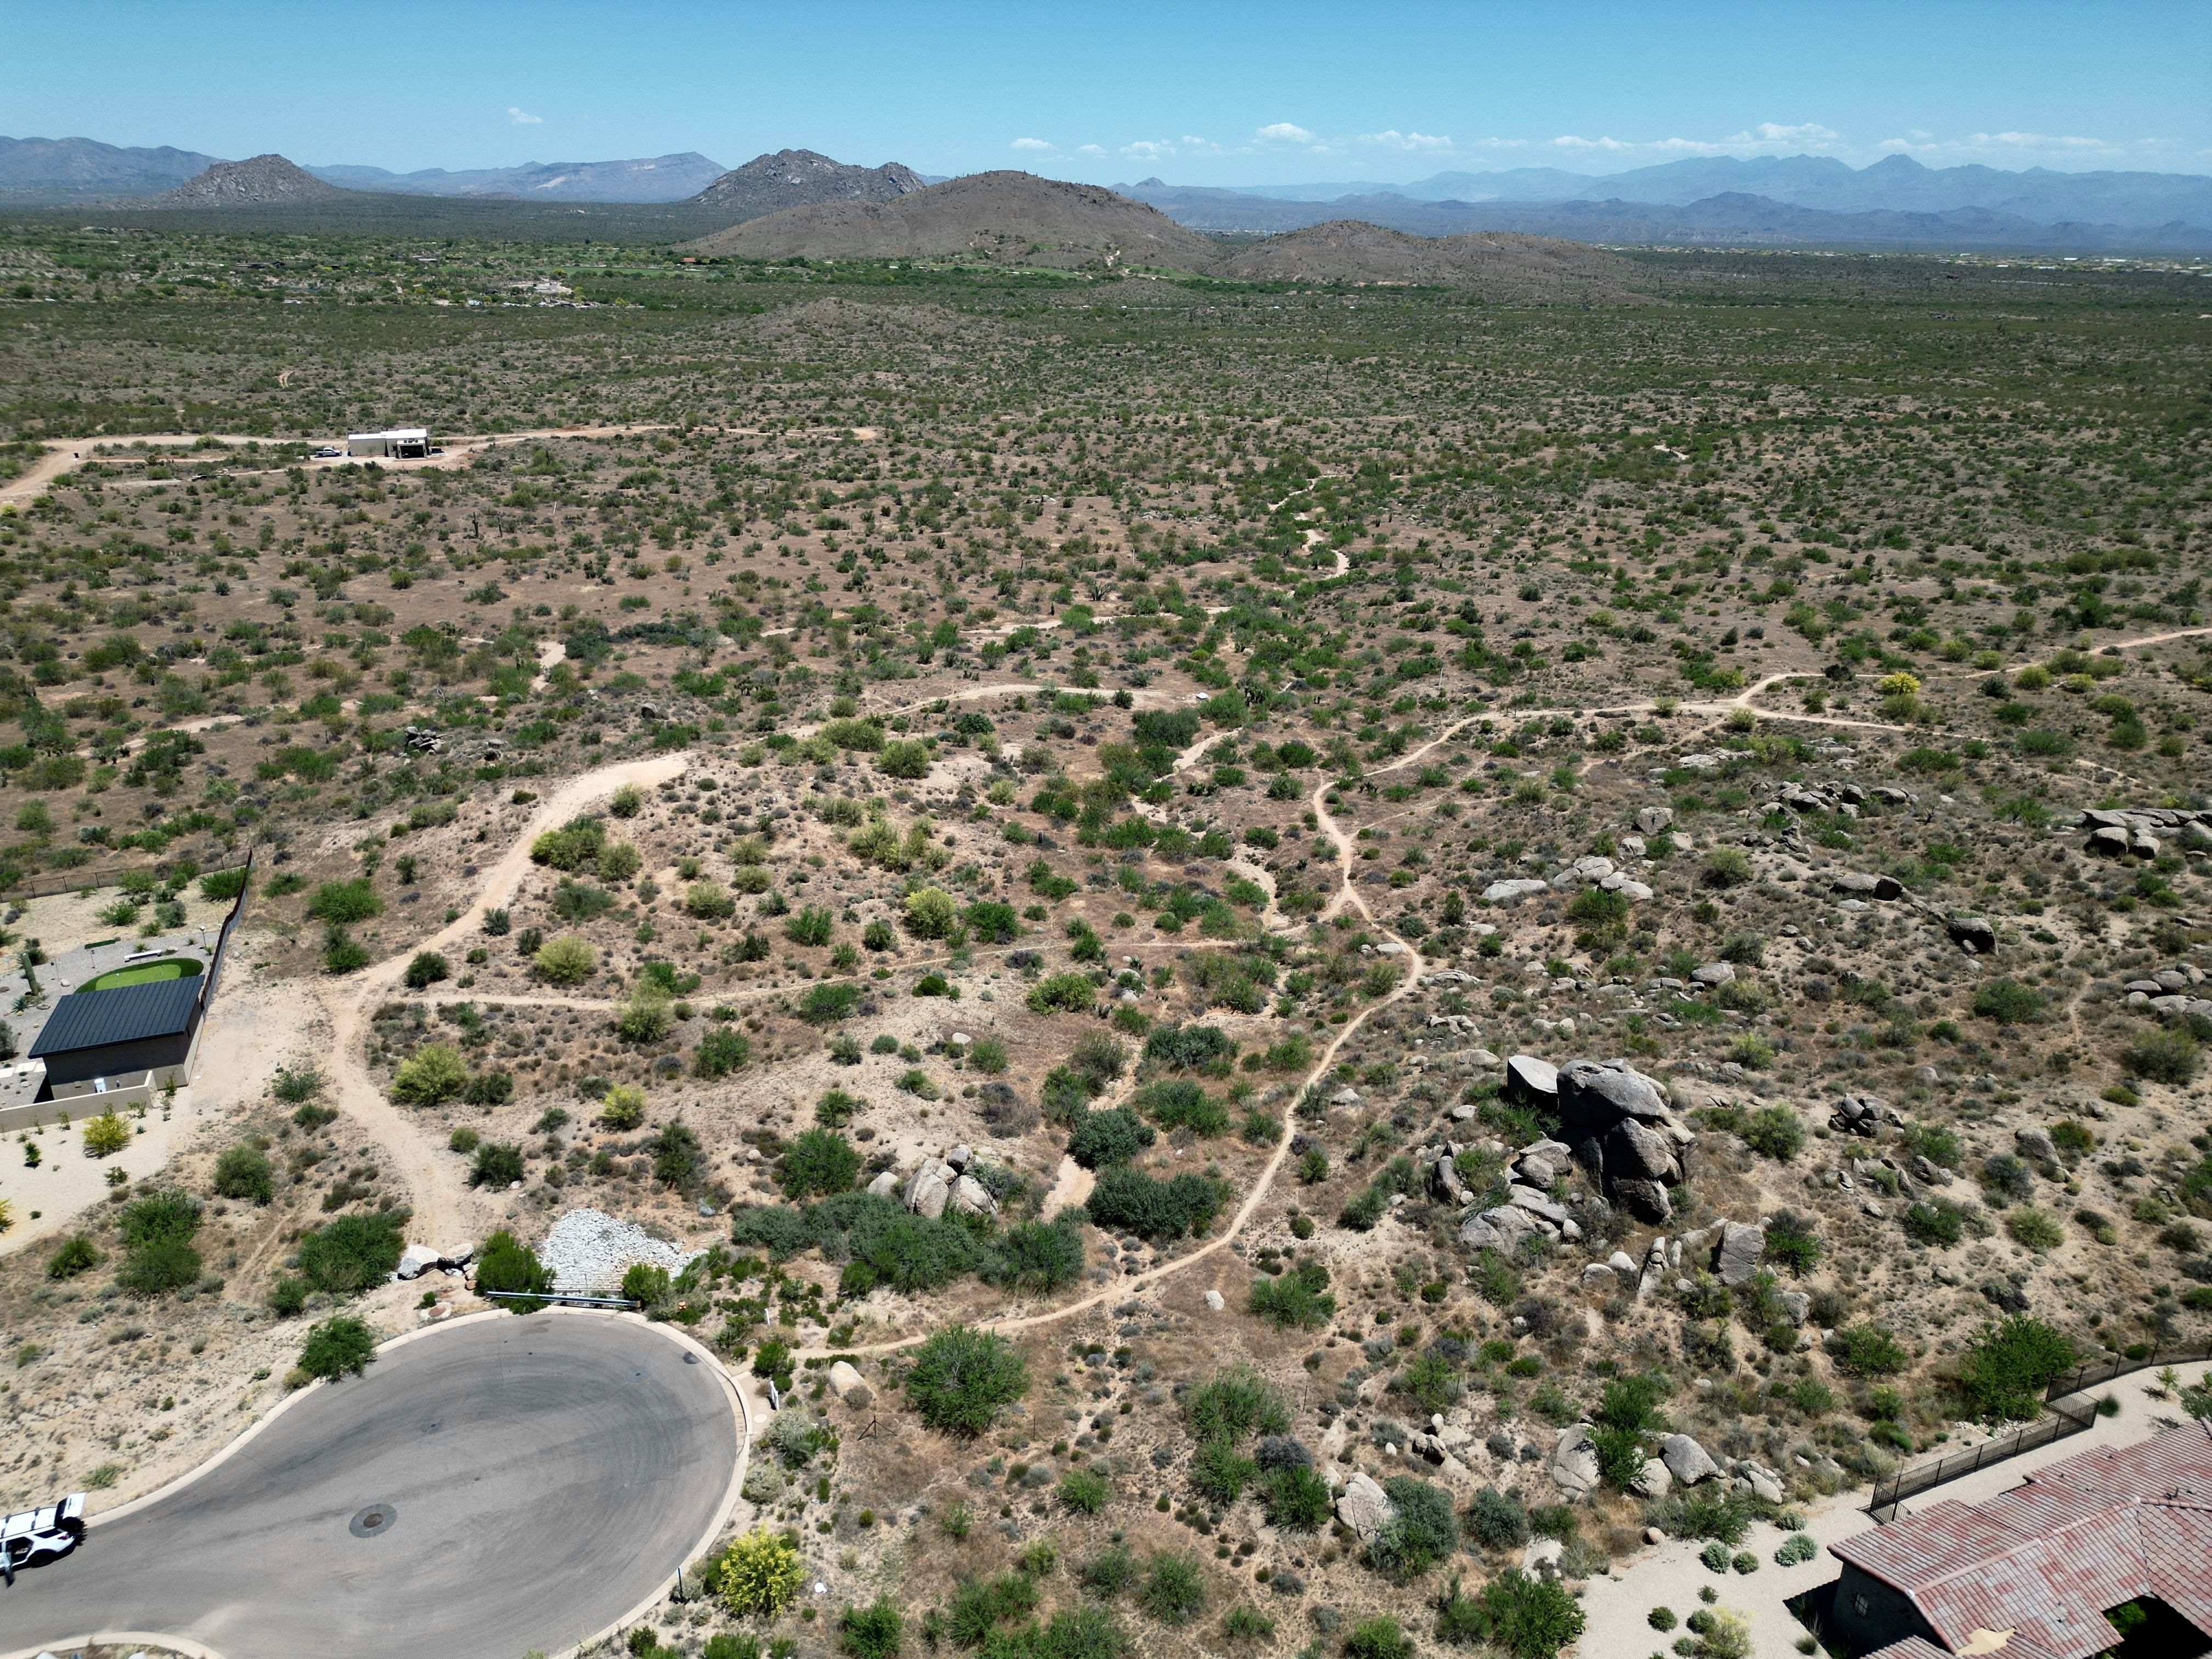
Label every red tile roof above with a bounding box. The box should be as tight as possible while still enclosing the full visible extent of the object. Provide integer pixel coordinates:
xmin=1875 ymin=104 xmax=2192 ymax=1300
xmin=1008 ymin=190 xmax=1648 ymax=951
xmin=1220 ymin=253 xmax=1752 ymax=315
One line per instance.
xmin=1832 ymin=1419 xmax=2212 ymax=1659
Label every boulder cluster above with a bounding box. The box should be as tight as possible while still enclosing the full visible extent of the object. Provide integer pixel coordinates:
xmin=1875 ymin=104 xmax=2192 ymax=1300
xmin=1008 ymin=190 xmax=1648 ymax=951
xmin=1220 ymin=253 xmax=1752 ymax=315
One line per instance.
xmin=1522 ymin=1056 xmax=1700 ymax=1224
xmin=868 ymin=1143 xmax=1001 ymax=1220
xmin=2080 ymin=806 xmax=2212 ymax=859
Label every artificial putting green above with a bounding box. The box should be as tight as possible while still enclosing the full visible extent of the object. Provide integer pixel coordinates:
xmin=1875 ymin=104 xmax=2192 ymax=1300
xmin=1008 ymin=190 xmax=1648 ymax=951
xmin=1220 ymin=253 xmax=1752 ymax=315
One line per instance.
xmin=80 ymin=957 xmax=202 ymax=993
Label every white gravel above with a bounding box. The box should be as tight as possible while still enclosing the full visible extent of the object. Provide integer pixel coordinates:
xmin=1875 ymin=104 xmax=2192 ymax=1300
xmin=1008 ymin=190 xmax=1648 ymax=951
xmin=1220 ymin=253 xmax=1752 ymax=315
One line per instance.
xmin=537 ymin=1208 xmax=707 ymax=1294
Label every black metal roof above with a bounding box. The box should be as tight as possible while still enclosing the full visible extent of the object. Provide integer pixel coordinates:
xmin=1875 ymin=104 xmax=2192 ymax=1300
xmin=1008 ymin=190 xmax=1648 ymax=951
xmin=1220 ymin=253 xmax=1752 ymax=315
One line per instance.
xmin=30 ymin=977 xmax=203 ymax=1057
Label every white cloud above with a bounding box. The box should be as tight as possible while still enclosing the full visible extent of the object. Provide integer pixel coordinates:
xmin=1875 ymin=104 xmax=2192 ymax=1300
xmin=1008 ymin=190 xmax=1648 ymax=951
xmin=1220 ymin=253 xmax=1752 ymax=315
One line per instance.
xmin=1877 ymin=129 xmax=2121 ymax=159
xmin=1552 ymin=134 xmax=1635 ymax=153
xmin=1076 ymin=143 xmax=1107 ymax=158
xmin=508 ymin=106 xmax=543 ymax=126
xmin=1739 ymin=121 xmax=1839 ymax=145
xmin=1011 ymin=137 xmax=1053 ymax=153
xmin=1358 ymin=129 xmax=1455 ymax=153
xmin=1256 ymin=122 xmax=1314 ymax=145
xmin=1122 ymin=139 xmax=1175 ymax=162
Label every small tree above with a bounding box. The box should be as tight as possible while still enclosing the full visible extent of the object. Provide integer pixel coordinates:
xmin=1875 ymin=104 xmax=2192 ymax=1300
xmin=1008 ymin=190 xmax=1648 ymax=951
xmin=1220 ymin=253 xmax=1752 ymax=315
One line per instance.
xmin=81 ymin=1109 xmax=131 ymax=1158
xmin=474 ymin=1228 xmax=552 ymax=1306
xmin=213 ymin=1142 xmax=275 ymax=1203
xmin=1957 ymin=1316 xmax=2075 ymax=1422
xmin=716 ymin=1526 xmax=804 ymax=1618
xmin=391 ymin=1042 xmax=470 ymax=1105
xmin=534 ymin=933 xmax=597 ymax=985
xmin=298 ymin=1314 xmax=379 ymax=1381
xmin=403 ymin=950 xmax=450 ymax=990
xmin=695 ymin=1026 xmax=751 ymax=1078
xmin=904 ymin=886 xmax=959 ymax=939
xmin=906 ymin=1324 xmax=1030 ymax=1436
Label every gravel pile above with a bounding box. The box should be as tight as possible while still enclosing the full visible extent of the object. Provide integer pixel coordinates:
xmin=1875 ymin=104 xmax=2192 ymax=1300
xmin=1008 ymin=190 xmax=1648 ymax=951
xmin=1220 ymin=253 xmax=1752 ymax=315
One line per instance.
xmin=538 ymin=1208 xmax=707 ymax=1294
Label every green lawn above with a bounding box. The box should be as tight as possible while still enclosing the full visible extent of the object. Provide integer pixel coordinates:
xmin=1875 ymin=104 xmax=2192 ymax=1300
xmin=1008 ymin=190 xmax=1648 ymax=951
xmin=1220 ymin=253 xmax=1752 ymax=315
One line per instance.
xmin=81 ymin=958 xmax=202 ymax=993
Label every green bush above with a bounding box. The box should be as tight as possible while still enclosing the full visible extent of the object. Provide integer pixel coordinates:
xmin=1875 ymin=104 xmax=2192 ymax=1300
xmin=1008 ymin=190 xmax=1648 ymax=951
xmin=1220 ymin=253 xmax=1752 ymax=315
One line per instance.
xmin=1142 ymin=1023 xmax=1236 ymax=1072
xmin=1765 ymin=1211 xmax=1823 ymax=1274
xmin=470 ymin=1142 xmax=526 ymax=1188
xmin=1972 ymin=979 xmax=2047 ymax=1024
xmin=1700 ymin=848 xmax=1753 ymax=889
xmin=906 ymin=1324 xmax=1029 ymax=1436
xmin=307 ymin=878 xmax=381 ymax=924
xmin=716 ymin=1526 xmax=805 ymax=1618
xmin=1371 ymin=1476 xmax=1458 ymax=1579
xmin=1186 ymin=1365 xmax=1291 ymax=1442
xmin=1067 ymin=1107 xmax=1155 ymax=1169
xmin=1137 ymin=1553 xmax=1207 ymax=1627
xmin=1248 ymin=1262 xmax=1335 ymax=1330
xmin=1059 ymin=1468 xmax=1110 ymax=1514
xmin=840 ymin=1598 xmax=903 ymax=1659
xmin=117 ymin=1235 xmax=202 ymax=1295
xmin=1466 ymin=1486 xmax=1530 ymax=1550
xmin=1903 ymin=1197 xmax=1970 ymax=1245
xmin=534 ymin=933 xmax=597 ymax=984
xmin=877 ymin=739 xmax=932 ymax=779
xmin=213 ymin=1143 xmax=274 ymax=1203
xmin=473 ymin=1229 xmax=552 ymax=1305
xmin=1085 ymin=1166 xmax=1224 ymax=1240
xmin=1956 ymin=1316 xmax=2075 ymax=1422
xmin=780 ymin=1129 xmax=860 ymax=1198
xmin=1741 ymin=1105 xmax=1805 ymax=1161
xmin=1136 ymin=1079 xmax=1230 ymax=1136
xmin=788 ymin=906 xmax=837 ymax=947
xmin=1259 ymin=1463 xmax=1331 ymax=1530
xmin=987 ymin=1217 xmax=1086 ymax=1294
xmin=45 ymin=1235 xmax=100 ymax=1279
xmin=800 ymin=982 xmax=863 ymax=1024
xmin=298 ymin=1314 xmax=379 ymax=1381
xmin=1190 ymin=1438 xmax=1260 ymax=1504
xmin=1344 ymin=1616 xmax=1412 ymax=1659
xmin=695 ymin=1025 xmax=752 ymax=1078
xmin=1829 ymin=1324 xmax=1909 ymax=1376
xmin=1080 ymin=1544 xmax=1138 ymax=1598
xmin=403 ymin=950 xmax=450 ymax=990
xmin=297 ymin=1214 xmax=405 ymax=1294
xmin=391 ymin=1042 xmax=470 ymax=1105
xmin=1028 ymin=973 xmax=1098 ymax=1014
xmin=2126 ymin=1027 xmax=2202 ymax=1086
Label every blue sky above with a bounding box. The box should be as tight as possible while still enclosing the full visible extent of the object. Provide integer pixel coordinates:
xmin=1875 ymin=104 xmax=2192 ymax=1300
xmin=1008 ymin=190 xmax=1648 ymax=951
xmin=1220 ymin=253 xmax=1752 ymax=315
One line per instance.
xmin=13 ymin=1 xmax=2208 ymax=182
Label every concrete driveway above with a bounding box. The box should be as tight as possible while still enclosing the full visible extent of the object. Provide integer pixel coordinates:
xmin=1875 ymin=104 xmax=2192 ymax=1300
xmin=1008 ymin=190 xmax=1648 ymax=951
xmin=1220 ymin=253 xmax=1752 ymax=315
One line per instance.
xmin=2 ymin=1312 xmax=742 ymax=1659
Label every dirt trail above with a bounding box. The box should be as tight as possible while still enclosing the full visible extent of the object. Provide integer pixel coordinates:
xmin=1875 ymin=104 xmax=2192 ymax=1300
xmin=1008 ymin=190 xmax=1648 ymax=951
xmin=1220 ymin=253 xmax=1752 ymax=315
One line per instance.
xmin=321 ymin=752 xmax=690 ymax=1247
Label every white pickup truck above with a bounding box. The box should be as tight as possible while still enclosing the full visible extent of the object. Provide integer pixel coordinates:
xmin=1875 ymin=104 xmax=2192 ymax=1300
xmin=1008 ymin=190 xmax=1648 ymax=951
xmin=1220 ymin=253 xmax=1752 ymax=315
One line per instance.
xmin=2 ymin=1493 xmax=84 ymax=1586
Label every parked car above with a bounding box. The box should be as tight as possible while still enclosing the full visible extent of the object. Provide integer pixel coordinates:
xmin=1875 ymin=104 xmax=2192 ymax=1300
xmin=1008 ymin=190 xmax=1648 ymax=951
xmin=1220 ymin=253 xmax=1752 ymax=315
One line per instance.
xmin=2 ymin=1493 xmax=85 ymax=1586
xmin=312 ymin=446 xmax=343 ymax=459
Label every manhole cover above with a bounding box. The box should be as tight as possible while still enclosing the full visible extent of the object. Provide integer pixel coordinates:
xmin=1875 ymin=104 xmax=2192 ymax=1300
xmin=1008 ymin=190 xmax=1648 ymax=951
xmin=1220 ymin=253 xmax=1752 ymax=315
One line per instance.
xmin=349 ymin=1504 xmax=398 ymax=1539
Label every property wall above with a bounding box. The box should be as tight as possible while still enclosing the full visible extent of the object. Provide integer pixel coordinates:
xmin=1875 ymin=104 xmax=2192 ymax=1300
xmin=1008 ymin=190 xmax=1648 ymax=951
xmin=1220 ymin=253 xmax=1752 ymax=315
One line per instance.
xmin=37 ymin=1029 xmax=193 ymax=1089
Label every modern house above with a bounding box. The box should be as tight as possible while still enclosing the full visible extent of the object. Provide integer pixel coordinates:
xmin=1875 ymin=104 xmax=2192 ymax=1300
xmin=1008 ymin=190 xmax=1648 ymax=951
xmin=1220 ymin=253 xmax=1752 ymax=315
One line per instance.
xmin=1829 ymin=1418 xmax=2212 ymax=1659
xmin=345 ymin=427 xmax=431 ymax=459
xmin=19 ymin=853 xmax=251 ymax=1113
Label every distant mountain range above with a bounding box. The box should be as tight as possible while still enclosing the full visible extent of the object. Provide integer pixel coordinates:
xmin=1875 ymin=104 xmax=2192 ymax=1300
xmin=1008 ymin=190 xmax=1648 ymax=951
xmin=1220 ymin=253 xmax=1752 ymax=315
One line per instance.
xmin=0 ymin=134 xmax=224 ymax=201
xmin=1184 ymin=154 xmax=2212 ymax=232
xmin=307 ymin=153 xmax=727 ymax=202
xmin=1118 ymin=179 xmax=2212 ymax=253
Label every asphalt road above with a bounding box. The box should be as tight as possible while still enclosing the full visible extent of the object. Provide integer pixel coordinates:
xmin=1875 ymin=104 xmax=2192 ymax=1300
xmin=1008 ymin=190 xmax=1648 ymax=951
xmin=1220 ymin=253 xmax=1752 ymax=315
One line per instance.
xmin=4 ymin=1313 xmax=740 ymax=1659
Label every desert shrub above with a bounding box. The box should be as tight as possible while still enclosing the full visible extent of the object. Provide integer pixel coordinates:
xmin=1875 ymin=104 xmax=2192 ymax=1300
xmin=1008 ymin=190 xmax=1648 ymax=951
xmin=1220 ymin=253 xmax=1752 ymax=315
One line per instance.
xmin=1068 ymin=1107 xmax=1155 ymax=1170
xmin=1059 ymin=1468 xmax=1110 ymax=1515
xmin=1190 ymin=1438 xmax=1259 ymax=1504
xmin=1080 ymin=1544 xmax=1138 ymax=1598
xmin=297 ymin=1213 xmax=405 ymax=1294
xmin=1187 ymin=1365 xmax=1291 ymax=1442
xmin=470 ymin=1142 xmax=526 ymax=1187
xmin=390 ymin=1042 xmax=470 ymax=1105
xmin=685 ymin=881 xmax=736 ymax=920
xmin=1344 ymin=1616 xmax=1413 ymax=1659
xmin=906 ymin=1324 xmax=1029 ymax=1436
xmin=2007 ymin=1206 xmax=2064 ymax=1250
xmin=1466 ymin=1486 xmax=1530 ymax=1550
xmin=1137 ymin=1079 xmax=1231 ymax=1136
xmin=800 ymin=983 xmax=863 ymax=1024
xmin=534 ymin=933 xmax=596 ymax=984
xmin=272 ymin=1063 xmax=325 ymax=1104
xmin=213 ymin=1143 xmax=275 ymax=1203
xmin=840 ymin=1598 xmax=902 ymax=1659
xmin=1700 ymin=848 xmax=1753 ymax=889
xmin=1137 ymin=1553 xmax=1207 ymax=1626
xmin=964 ymin=900 xmax=1020 ymax=943
xmin=297 ymin=1314 xmax=378 ymax=1381
xmin=1740 ymin=1104 xmax=1804 ymax=1160
xmin=717 ymin=1526 xmax=805 ymax=1618
xmin=1142 ymin=1023 xmax=1236 ymax=1072
xmin=1085 ymin=1166 xmax=1223 ymax=1240
xmin=1370 ymin=1476 xmax=1457 ymax=1579
xmin=1829 ymin=1324 xmax=1909 ymax=1376
xmin=472 ymin=1228 xmax=551 ymax=1302
xmin=2125 ymin=1028 xmax=2202 ymax=1086
xmin=116 ymin=1237 xmax=199 ymax=1297
xmin=778 ymin=1129 xmax=859 ymax=1198
xmin=695 ymin=1026 xmax=751 ymax=1078
xmin=1903 ymin=1197 xmax=1970 ymax=1245
xmin=81 ymin=1110 xmax=130 ymax=1157
xmin=1956 ymin=1316 xmax=2075 ymax=1422
xmin=651 ymin=1121 xmax=704 ymax=1189
xmin=878 ymin=739 xmax=932 ymax=779
xmin=1260 ymin=1463 xmax=1332 ymax=1530
xmin=1474 ymin=1570 xmax=1585 ymax=1659
xmin=307 ymin=878 xmax=382 ymax=924
xmin=1249 ymin=1261 xmax=1335 ymax=1330
xmin=986 ymin=1217 xmax=1086 ymax=1294
xmin=403 ymin=950 xmax=450 ymax=990
xmin=1765 ymin=1211 xmax=1822 ymax=1274
xmin=1028 ymin=973 xmax=1097 ymax=1014
xmin=1972 ymin=979 xmax=2046 ymax=1024
xmin=45 ymin=1235 xmax=100 ymax=1279
xmin=786 ymin=905 xmax=836 ymax=947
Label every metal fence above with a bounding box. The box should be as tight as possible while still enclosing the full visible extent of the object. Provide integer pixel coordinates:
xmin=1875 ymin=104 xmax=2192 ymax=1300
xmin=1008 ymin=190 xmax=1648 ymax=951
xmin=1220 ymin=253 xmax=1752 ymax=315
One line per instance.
xmin=2043 ymin=1340 xmax=2212 ymax=1403
xmin=1869 ymin=1397 xmax=2097 ymax=1522
xmin=10 ymin=856 xmax=249 ymax=904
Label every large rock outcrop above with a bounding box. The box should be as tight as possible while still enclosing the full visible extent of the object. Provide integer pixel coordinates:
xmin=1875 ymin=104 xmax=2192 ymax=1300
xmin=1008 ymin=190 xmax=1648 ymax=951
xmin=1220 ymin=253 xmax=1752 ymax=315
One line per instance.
xmin=1556 ymin=1059 xmax=1697 ymax=1222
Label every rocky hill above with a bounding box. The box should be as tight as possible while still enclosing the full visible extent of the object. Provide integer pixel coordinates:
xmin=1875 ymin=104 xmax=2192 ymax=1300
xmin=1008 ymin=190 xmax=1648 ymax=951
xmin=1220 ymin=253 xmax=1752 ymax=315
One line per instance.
xmin=1216 ymin=219 xmax=1645 ymax=301
xmin=150 ymin=154 xmax=347 ymax=207
xmin=687 ymin=149 xmax=924 ymax=218
xmin=685 ymin=170 xmax=1220 ymax=270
